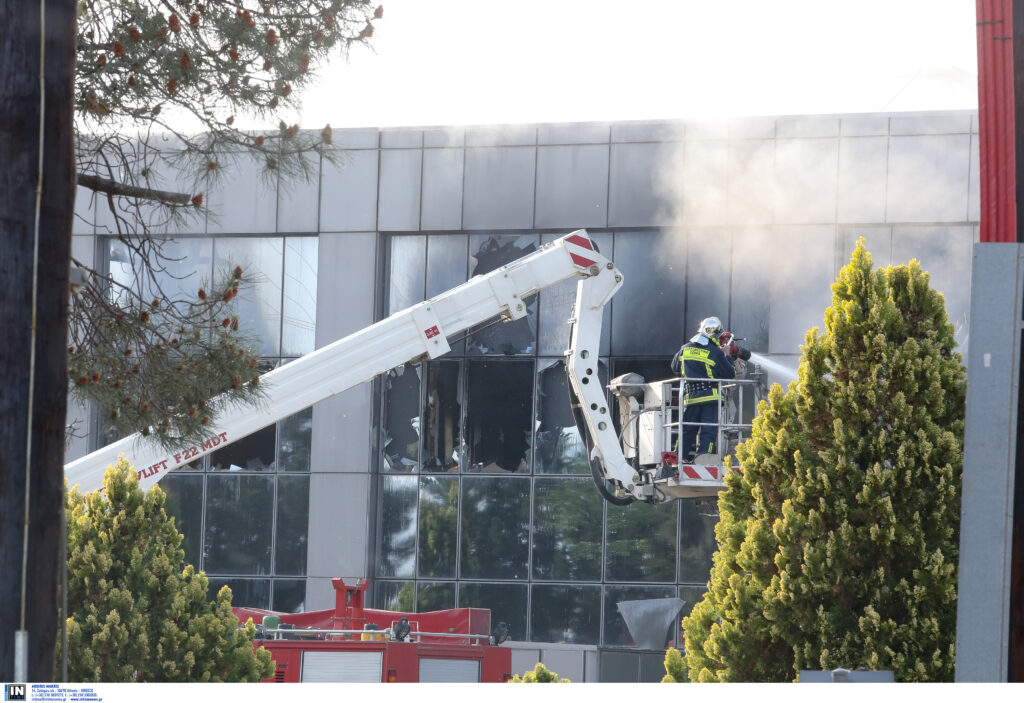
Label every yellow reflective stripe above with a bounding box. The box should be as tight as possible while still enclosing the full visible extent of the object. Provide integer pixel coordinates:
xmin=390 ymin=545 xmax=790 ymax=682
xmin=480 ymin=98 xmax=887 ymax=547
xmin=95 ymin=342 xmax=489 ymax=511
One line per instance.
xmin=684 ymin=392 xmax=719 ymax=405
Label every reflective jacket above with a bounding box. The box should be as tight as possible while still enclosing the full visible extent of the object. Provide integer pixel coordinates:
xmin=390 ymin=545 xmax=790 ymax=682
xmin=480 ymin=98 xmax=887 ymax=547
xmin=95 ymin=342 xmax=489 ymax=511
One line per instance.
xmin=671 ymin=337 xmax=735 ymax=405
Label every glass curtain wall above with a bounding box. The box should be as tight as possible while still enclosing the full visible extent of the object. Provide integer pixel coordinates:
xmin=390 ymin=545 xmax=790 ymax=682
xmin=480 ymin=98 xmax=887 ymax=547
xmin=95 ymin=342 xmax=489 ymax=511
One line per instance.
xmin=103 ymin=235 xmax=318 ymax=613
xmin=375 ymin=231 xmax=717 ymax=647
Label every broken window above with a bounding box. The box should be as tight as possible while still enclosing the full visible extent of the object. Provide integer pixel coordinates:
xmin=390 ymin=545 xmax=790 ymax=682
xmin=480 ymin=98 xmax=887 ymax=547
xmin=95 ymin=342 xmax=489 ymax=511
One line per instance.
xmin=382 ymin=363 xmax=422 ymax=472
xmin=467 ymin=234 xmax=538 ymax=355
xmin=465 ymin=359 xmax=532 ymax=473
xmin=535 ymin=359 xmax=607 ymax=474
xmin=422 ymin=360 xmax=461 ymax=472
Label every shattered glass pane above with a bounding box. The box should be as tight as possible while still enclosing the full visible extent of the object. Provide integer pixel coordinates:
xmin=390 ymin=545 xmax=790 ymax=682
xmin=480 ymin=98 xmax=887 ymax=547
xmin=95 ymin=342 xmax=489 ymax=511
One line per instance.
xmin=382 ymin=363 xmax=422 ymax=472
xmin=465 ymin=359 xmax=532 ymax=473
xmin=467 ymin=234 xmax=538 ymax=355
xmin=211 ymin=424 xmax=276 ymax=471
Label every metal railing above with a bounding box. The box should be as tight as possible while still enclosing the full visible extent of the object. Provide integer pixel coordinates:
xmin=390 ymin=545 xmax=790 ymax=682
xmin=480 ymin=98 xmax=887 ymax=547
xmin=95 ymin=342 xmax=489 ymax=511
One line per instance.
xmin=255 ymin=625 xmax=491 ymax=645
xmin=659 ymin=375 xmax=764 ymax=465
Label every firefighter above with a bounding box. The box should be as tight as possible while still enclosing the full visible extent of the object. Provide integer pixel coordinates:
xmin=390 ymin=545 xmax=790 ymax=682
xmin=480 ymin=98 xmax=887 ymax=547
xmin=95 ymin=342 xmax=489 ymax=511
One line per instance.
xmin=671 ymin=316 xmax=735 ymax=462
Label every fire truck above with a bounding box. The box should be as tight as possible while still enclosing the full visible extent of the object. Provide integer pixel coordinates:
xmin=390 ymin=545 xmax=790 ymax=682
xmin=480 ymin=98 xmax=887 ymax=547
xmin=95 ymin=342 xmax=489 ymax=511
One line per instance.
xmin=64 ymin=229 xmax=762 ymax=505
xmin=232 ymin=578 xmax=512 ymax=683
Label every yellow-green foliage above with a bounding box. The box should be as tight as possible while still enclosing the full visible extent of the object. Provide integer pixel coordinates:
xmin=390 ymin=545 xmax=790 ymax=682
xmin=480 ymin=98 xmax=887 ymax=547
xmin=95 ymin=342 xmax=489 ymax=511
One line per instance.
xmin=60 ymin=458 xmax=274 ymax=682
xmin=683 ymin=242 xmax=964 ymax=682
xmin=661 ymin=647 xmax=686 ymax=682
xmin=508 ymin=662 xmax=570 ymax=682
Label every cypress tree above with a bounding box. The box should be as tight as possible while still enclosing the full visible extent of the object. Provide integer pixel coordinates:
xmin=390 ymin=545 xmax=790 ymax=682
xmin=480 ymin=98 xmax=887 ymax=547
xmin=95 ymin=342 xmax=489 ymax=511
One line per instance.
xmin=61 ymin=458 xmax=274 ymax=682
xmin=683 ymin=242 xmax=964 ymax=682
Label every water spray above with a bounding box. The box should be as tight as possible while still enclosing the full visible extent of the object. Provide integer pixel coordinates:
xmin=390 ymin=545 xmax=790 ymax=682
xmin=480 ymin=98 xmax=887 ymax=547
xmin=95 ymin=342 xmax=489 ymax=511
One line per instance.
xmin=748 ymin=351 xmax=798 ymax=383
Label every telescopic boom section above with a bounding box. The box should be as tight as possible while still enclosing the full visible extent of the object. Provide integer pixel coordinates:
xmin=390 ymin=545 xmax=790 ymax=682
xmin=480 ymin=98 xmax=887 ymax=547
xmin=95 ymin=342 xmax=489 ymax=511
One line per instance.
xmin=64 ymin=230 xmax=625 ymax=495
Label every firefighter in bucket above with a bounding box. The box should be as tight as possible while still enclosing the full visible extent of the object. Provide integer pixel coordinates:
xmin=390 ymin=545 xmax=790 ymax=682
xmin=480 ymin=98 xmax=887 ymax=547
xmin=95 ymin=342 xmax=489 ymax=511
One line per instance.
xmin=671 ymin=316 xmax=748 ymax=462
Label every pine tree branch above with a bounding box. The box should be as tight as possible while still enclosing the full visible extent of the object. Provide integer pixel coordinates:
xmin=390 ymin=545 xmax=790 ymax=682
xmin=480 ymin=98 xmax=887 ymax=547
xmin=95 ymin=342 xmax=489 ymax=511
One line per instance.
xmin=77 ymin=172 xmax=192 ymax=205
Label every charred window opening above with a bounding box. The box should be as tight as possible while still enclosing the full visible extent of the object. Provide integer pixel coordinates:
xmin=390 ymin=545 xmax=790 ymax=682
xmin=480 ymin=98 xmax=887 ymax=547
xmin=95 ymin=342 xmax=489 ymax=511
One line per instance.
xmin=465 ymin=360 xmax=533 ymax=473
xmin=423 ymin=360 xmax=461 ymax=472
xmin=382 ymin=364 xmax=422 ymax=472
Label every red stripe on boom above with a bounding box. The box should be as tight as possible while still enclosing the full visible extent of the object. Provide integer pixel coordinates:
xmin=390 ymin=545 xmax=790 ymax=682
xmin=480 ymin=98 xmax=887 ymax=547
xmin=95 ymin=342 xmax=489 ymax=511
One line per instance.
xmin=566 ymin=234 xmax=594 ymax=250
xmin=570 ymin=253 xmax=597 ymax=269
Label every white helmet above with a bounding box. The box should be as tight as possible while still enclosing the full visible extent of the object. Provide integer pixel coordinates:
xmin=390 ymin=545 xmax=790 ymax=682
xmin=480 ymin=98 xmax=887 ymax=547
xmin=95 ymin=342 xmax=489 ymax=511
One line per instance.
xmin=698 ymin=316 xmax=723 ymax=341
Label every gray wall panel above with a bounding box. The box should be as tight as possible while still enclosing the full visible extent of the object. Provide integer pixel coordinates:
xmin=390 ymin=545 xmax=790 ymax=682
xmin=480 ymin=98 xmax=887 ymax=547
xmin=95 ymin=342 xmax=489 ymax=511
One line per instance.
xmin=837 ymin=136 xmax=889 ymax=224
xmin=676 ymin=140 xmax=728 ymax=227
xmin=306 ymin=473 xmax=371 ymax=579
xmin=729 ymin=228 xmax=773 ymax=352
xmin=534 ymin=144 xmax=609 ymax=229
xmin=890 ymin=111 xmax=973 ymax=136
xmin=955 ymin=243 xmax=1022 ymax=682
xmin=774 ymin=138 xmax=839 ymax=224
xmin=609 ymin=143 xmax=672 ymax=227
xmin=840 ymin=115 xmax=890 ymax=137
xmin=463 ymin=146 xmax=536 ymax=230
xmin=311 ymin=387 xmax=372 ymax=473
xmin=886 ymin=134 xmax=972 ymax=223
xmin=206 ymin=155 xmax=277 ymax=234
xmin=277 ymin=161 xmax=320 ymax=233
xmin=73 ymin=185 xmax=94 ymax=234
xmin=727 ymin=139 xmax=775 ymax=226
xmin=684 ymin=228 xmax=731 ymax=339
xmin=768 ymin=225 xmax=835 ymax=354
xmin=320 ymin=150 xmax=379 ymax=232
xmin=378 ymin=149 xmax=422 ymax=232
xmin=968 ymin=133 xmax=981 ymax=223
xmin=421 ymin=149 xmax=464 ymax=231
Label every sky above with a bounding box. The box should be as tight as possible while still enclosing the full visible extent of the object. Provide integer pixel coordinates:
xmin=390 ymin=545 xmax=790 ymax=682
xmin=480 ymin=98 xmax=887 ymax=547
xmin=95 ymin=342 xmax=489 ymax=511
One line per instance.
xmin=294 ymin=0 xmax=980 ymax=129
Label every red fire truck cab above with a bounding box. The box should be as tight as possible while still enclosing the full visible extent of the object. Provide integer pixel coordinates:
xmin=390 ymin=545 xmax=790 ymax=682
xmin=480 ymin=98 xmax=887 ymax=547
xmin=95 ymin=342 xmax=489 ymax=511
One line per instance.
xmin=233 ymin=578 xmax=512 ymax=683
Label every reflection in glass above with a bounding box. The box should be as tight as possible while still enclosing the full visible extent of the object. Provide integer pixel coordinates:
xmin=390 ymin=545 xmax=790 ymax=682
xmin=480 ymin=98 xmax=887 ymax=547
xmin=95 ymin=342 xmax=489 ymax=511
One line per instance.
xmin=160 ymin=474 xmax=204 ymax=568
xmin=208 ymin=578 xmax=271 ymax=610
xmin=535 ymin=359 xmax=607 ymax=474
xmin=106 ymin=236 xmax=214 ymax=312
xmin=677 ymin=586 xmax=707 ymax=629
xmin=467 ymin=234 xmax=538 ymax=355
xmin=282 ymin=236 xmax=318 ymax=356
xmin=275 ymin=476 xmax=309 ymax=576
xmin=214 ymin=237 xmax=284 ymax=357
xmin=273 ymin=579 xmax=307 ymax=613
xmin=203 ymin=475 xmax=274 ymax=575
xmin=530 ymin=585 xmax=601 ymax=644
xmin=377 ymin=476 xmax=417 ymax=579
xmin=211 ymin=424 xmax=276 ymax=471
xmin=279 ymin=407 xmax=313 ymax=472
xmin=605 ymin=500 xmax=678 ymax=582
xmin=458 ymin=582 xmax=527 ymax=642
xmin=423 ymin=361 xmax=461 ymax=472
xmin=679 ymin=499 xmax=718 ymax=584
xmin=382 ymin=364 xmax=421 ymax=472
xmin=388 ymin=236 xmax=426 ymax=315
xmin=417 ymin=582 xmax=456 ymax=612
xmin=465 ymin=360 xmax=532 ymax=473
xmin=375 ymin=580 xmax=414 ymax=612
xmin=426 ymin=235 xmax=467 ymax=298
xmin=532 ymin=478 xmax=603 ymax=581
xmin=418 ymin=476 xmax=458 ymax=578
xmin=538 ymin=232 xmax=612 ymax=356
xmin=602 ymin=585 xmax=675 ymax=647
xmin=610 ymin=231 xmax=687 ymax=357
xmin=460 ymin=477 xmax=530 ymax=579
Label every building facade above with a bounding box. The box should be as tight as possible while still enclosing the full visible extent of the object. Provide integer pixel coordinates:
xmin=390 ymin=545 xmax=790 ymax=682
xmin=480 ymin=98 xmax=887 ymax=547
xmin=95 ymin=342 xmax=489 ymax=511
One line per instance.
xmin=68 ymin=110 xmax=980 ymax=679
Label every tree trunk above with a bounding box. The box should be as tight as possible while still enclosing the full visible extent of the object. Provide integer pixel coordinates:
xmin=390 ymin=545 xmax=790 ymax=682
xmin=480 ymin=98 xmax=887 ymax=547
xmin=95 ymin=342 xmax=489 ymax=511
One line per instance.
xmin=0 ymin=0 xmax=76 ymax=682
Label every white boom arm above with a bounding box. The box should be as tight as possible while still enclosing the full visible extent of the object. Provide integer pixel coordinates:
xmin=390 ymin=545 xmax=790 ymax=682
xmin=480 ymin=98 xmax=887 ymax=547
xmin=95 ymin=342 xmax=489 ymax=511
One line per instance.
xmin=65 ymin=230 xmax=638 ymax=499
